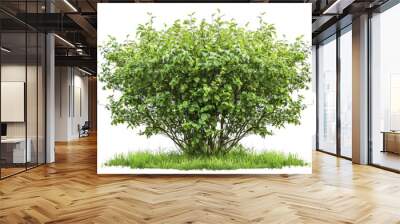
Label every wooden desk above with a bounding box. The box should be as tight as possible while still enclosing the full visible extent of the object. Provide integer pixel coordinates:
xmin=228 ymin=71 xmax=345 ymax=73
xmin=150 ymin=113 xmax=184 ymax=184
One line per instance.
xmin=1 ymin=138 xmax=31 ymax=163
xmin=382 ymin=131 xmax=400 ymax=154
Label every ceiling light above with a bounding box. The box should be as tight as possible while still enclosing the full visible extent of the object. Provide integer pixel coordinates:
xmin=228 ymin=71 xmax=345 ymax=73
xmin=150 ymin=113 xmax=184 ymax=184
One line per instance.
xmin=76 ymin=48 xmax=86 ymax=55
xmin=54 ymin=34 xmax=75 ymax=48
xmin=78 ymin=67 xmax=92 ymax=76
xmin=1 ymin=47 xmax=11 ymax=53
xmin=63 ymin=0 xmax=78 ymax=12
xmin=323 ymin=0 xmax=355 ymax=15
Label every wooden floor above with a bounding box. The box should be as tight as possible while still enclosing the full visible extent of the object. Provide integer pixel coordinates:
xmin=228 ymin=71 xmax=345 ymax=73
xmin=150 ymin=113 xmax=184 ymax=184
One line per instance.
xmin=1 ymin=134 xmax=400 ymax=223
xmin=0 ymin=167 xmax=26 ymax=178
xmin=1 ymin=163 xmax=43 ymax=178
xmin=373 ymin=150 xmax=400 ymax=171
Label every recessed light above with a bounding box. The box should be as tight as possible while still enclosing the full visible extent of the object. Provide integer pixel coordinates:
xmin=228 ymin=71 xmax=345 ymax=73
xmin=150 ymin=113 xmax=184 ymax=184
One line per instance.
xmin=63 ymin=0 xmax=78 ymax=12
xmin=323 ymin=0 xmax=355 ymax=15
xmin=54 ymin=34 xmax=75 ymax=48
xmin=78 ymin=67 xmax=92 ymax=76
xmin=1 ymin=47 xmax=11 ymax=53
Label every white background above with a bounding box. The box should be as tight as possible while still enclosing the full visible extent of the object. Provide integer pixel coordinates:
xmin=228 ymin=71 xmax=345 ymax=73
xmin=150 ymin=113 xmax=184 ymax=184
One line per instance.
xmin=97 ymin=3 xmax=313 ymax=174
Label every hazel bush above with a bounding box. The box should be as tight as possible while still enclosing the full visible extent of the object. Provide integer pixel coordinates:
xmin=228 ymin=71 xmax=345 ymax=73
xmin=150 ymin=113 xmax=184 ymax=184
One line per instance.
xmin=100 ymin=12 xmax=310 ymax=156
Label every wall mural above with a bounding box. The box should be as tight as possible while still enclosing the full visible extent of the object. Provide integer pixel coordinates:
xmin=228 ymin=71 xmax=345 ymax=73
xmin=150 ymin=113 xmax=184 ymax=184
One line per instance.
xmin=97 ymin=3 xmax=313 ymax=174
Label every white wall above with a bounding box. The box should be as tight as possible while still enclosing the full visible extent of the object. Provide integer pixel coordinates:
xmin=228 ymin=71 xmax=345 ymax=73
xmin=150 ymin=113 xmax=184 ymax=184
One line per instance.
xmin=1 ymin=63 xmax=46 ymax=163
xmin=55 ymin=66 xmax=89 ymax=141
xmin=1 ymin=65 xmax=26 ymax=134
xmin=1 ymin=65 xmax=34 ymax=138
xmin=71 ymin=72 xmax=89 ymax=138
xmin=1 ymin=82 xmax=25 ymax=122
xmin=55 ymin=66 xmax=69 ymax=141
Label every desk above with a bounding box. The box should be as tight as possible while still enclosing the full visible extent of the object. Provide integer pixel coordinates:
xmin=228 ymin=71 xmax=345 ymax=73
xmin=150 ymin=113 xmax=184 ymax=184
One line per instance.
xmin=1 ymin=138 xmax=31 ymax=163
xmin=382 ymin=131 xmax=400 ymax=154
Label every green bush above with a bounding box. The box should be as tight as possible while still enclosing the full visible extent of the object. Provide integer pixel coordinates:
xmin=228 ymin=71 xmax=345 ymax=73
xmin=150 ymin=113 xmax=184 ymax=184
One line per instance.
xmin=100 ymin=11 xmax=310 ymax=156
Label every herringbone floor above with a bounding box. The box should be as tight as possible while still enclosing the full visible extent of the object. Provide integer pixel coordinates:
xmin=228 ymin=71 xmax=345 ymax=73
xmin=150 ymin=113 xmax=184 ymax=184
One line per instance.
xmin=1 ymin=134 xmax=400 ymax=224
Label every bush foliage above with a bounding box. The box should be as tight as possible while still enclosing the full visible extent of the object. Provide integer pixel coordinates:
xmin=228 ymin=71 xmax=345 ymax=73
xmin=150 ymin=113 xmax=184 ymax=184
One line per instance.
xmin=100 ymin=12 xmax=310 ymax=156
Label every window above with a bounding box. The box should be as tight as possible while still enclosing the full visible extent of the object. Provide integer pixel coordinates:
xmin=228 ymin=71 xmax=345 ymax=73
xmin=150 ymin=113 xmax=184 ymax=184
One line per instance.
xmin=339 ymin=26 xmax=352 ymax=158
xmin=318 ymin=35 xmax=337 ymax=154
xmin=370 ymin=3 xmax=400 ymax=171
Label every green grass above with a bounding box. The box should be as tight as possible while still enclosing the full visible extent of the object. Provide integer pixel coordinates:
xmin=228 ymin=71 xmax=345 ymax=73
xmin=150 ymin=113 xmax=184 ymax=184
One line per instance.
xmin=105 ymin=147 xmax=308 ymax=170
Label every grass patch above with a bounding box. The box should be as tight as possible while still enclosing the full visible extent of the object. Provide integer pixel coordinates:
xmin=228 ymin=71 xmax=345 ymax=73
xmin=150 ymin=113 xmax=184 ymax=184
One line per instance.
xmin=105 ymin=147 xmax=308 ymax=170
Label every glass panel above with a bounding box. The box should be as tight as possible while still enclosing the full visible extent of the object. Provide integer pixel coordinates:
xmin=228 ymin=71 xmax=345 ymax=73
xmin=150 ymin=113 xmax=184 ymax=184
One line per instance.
xmin=312 ymin=45 xmax=317 ymax=150
xmin=26 ymin=0 xmax=39 ymax=169
xmin=318 ymin=36 xmax=337 ymax=154
xmin=371 ymin=4 xmax=400 ymax=171
xmin=340 ymin=27 xmax=352 ymax=158
xmin=1 ymin=31 xmax=27 ymax=177
xmin=38 ymin=32 xmax=45 ymax=165
xmin=0 ymin=1 xmax=46 ymax=178
xmin=27 ymin=31 xmax=38 ymax=169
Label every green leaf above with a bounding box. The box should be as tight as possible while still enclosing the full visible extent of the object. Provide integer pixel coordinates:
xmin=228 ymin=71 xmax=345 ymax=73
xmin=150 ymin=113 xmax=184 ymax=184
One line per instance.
xmin=100 ymin=10 xmax=310 ymax=156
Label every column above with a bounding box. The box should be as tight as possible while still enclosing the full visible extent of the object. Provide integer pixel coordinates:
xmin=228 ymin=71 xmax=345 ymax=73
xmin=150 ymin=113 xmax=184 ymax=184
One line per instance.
xmin=352 ymin=14 xmax=369 ymax=164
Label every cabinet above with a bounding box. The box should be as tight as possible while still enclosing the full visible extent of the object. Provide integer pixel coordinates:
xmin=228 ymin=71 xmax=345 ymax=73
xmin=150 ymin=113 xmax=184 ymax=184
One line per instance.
xmin=382 ymin=131 xmax=400 ymax=154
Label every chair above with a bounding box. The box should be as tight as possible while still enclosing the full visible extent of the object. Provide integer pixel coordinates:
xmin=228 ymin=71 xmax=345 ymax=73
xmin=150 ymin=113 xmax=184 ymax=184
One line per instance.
xmin=79 ymin=121 xmax=90 ymax=138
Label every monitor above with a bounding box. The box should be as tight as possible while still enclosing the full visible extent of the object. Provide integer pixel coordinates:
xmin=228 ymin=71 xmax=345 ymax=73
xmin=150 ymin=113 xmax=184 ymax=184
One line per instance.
xmin=1 ymin=123 xmax=7 ymax=137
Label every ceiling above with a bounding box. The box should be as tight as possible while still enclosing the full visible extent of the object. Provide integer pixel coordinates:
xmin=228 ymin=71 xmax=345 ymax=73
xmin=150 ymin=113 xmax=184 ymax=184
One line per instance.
xmin=0 ymin=0 xmax=392 ymax=75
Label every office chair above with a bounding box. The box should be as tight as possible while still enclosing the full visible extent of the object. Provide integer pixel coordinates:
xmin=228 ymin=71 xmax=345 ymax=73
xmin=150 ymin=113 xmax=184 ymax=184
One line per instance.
xmin=79 ymin=121 xmax=90 ymax=138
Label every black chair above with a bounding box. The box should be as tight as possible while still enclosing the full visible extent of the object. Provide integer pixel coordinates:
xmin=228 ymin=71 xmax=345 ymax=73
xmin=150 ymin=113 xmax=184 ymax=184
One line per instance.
xmin=79 ymin=121 xmax=90 ymax=138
